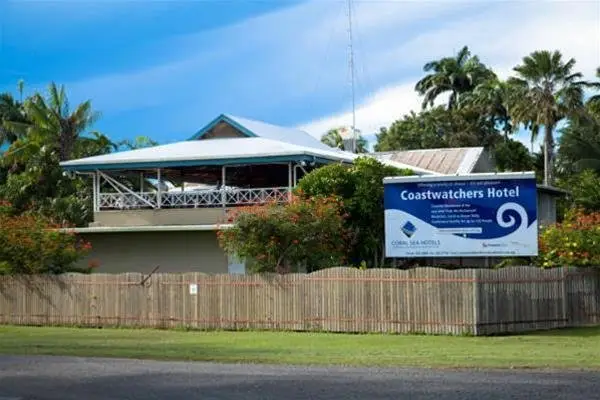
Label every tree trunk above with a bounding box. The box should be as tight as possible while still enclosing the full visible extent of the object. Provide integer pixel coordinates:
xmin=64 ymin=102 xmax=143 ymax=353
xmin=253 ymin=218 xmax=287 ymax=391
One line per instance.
xmin=543 ymin=124 xmax=555 ymax=185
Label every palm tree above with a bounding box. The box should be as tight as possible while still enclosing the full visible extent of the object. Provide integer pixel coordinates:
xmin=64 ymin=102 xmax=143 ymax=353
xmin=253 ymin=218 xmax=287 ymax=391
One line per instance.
xmin=461 ymin=78 xmax=515 ymax=137
xmin=586 ymin=67 xmax=600 ymax=111
xmin=558 ymin=88 xmax=600 ymax=175
xmin=117 ymin=135 xmax=158 ymax=151
xmin=0 ymin=93 xmax=27 ymax=147
xmin=415 ymin=45 xmax=496 ymax=110
xmin=321 ymin=127 xmax=368 ymax=153
xmin=5 ymin=82 xmax=100 ymax=161
xmin=508 ymin=50 xmax=591 ymax=185
xmin=73 ymin=131 xmax=118 ymax=159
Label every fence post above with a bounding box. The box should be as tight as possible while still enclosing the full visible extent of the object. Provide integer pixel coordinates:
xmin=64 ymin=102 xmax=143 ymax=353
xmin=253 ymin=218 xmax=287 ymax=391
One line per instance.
xmin=561 ymin=267 xmax=569 ymax=328
xmin=472 ymin=268 xmax=479 ymax=336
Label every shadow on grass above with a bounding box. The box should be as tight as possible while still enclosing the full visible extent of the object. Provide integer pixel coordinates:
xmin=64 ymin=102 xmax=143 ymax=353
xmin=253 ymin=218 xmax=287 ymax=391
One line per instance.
xmin=522 ymin=326 xmax=600 ymax=338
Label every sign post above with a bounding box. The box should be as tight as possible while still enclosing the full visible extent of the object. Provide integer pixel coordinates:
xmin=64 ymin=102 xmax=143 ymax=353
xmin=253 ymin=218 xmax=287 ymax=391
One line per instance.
xmin=383 ymin=172 xmax=538 ymax=258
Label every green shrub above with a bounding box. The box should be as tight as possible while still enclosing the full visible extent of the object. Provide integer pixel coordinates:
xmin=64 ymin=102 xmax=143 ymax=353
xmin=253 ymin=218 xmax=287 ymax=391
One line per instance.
xmin=296 ymin=156 xmax=413 ymax=268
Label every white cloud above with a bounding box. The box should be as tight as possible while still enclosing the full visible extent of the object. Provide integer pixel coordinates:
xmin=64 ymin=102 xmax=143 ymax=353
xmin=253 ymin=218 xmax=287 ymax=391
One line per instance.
xmin=299 ymin=0 xmax=600 ymax=151
xmin=298 ymin=82 xmax=420 ymax=136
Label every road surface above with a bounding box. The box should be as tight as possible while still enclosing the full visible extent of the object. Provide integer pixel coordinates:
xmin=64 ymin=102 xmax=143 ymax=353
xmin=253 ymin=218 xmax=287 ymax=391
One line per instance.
xmin=0 ymin=355 xmax=599 ymax=399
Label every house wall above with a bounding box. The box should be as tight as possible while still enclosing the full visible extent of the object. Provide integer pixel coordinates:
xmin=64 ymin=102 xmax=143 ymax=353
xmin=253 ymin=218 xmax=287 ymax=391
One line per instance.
xmin=471 ymin=150 xmax=496 ymax=173
xmin=78 ymin=231 xmax=229 ymax=274
xmin=201 ymin=122 xmax=245 ymax=139
xmin=93 ymin=208 xmax=227 ymax=227
xmin=537 ymin=191 xmax=558 ymax=226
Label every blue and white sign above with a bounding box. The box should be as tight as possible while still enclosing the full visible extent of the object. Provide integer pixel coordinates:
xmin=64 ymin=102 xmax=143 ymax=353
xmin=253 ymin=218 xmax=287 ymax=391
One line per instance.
xmin=384 ymin=172 xmax=538 ymax=258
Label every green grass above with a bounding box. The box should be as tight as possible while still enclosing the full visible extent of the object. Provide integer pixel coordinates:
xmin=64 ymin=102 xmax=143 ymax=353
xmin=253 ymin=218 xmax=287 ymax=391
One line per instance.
xmin=0 ymin=325 xmax=599 ymax=370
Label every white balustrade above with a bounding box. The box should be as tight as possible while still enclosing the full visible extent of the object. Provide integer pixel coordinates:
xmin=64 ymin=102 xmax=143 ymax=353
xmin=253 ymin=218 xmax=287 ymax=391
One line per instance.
xmin=98 ymin=187 xmax=290 ymax=210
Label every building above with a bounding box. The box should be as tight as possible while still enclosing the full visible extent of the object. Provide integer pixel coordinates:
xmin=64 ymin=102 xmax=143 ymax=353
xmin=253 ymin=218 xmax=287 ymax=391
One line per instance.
xmin=60 ymin=114 xmax=433 ymax=274
xmin=61 ymin=115 xmax=565 ymax=273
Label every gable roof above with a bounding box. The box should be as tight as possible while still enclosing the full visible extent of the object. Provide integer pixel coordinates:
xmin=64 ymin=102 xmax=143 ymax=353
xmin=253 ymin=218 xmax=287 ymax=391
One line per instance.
xmin=372 ymin=147 xmax=487 ymax=175
xmin=190 ymin=114 xmax=335 ymax=152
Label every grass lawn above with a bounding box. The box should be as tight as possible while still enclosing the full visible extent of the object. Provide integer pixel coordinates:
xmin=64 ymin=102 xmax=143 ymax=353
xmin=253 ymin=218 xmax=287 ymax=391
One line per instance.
xmin=0 ymin=325 xmax=599 ymax=370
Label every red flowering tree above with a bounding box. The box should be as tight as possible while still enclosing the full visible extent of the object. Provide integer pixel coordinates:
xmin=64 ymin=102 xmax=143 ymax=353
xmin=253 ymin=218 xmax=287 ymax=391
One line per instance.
xmin=217 ymin=195 xmax=348 ymax=273
xmin=0 ymin=200 xmax=93 ymax=274
xmin=537 ymin=208 xmax=600 ymax=268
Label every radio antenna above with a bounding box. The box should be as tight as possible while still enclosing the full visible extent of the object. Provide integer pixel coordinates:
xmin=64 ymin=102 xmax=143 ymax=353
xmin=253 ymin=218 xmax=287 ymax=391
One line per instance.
xmin=347 ymin=0 xmax=357 ymax=153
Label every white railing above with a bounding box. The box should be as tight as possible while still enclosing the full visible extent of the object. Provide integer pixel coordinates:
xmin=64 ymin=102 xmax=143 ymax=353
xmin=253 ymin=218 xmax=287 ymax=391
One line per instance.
xmin=98 ymin=192 xmax=158 ymax=210
xmin=98 ymin=187 xmax=290 ymax=210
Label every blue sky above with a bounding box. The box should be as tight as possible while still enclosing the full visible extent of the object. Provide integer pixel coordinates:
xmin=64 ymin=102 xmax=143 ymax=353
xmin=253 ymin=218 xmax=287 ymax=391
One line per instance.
xmin=1 ymin=0 xmax=598 ymax=149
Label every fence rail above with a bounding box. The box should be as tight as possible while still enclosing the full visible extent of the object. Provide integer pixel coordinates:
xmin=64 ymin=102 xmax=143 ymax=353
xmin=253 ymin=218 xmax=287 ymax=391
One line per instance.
xmin=0 ymin=266 xmax=598 ymax=335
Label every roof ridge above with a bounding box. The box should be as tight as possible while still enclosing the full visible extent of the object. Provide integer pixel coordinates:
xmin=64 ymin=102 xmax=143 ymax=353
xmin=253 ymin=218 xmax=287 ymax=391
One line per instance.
xmin=373 ymin=146 xmax=484 ymax=155
xmin=456 ymin=147 xmax=485 ymax=174
xmin=224 ymin=114 xmax=311 ymax=133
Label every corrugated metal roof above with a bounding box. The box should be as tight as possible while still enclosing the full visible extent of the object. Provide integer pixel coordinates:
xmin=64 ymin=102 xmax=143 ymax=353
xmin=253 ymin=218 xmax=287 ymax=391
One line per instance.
xmin=223 ymin=114 xmax=337 ymax=151
xmin=372 ymin=147 xmax=485 ymax=175
xmin=189 ymin=114 xmax=336 ymax=152
xmin=60 ymin=137 xmax=357 ymax=170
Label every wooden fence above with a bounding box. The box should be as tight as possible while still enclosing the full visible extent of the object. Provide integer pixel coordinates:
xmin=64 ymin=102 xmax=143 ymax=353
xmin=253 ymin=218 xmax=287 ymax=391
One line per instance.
xmin=0 ymin=266 xmax=598 ymax=335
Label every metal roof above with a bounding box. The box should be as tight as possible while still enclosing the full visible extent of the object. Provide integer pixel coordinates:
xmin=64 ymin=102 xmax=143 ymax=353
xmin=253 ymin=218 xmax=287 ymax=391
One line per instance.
xmin=373 ymin=147 xmax=486 ymax=175
xmin=60 ymin=137 xmax=358 ymax=171
xmin=61 ymin=113 xmax=440 ymax=174
xmin=190 ymin=114 xmax=336 ymax=152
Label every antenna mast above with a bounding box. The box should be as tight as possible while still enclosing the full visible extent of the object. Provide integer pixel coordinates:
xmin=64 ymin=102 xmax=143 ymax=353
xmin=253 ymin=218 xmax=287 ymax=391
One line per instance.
xmin=347 ymin=0 xmax=357 ymax=153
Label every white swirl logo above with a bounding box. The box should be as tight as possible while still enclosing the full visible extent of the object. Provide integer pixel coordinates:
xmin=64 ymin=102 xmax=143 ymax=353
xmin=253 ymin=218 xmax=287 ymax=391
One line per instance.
xmin=496 ymin=202 xmax=528 ymax=229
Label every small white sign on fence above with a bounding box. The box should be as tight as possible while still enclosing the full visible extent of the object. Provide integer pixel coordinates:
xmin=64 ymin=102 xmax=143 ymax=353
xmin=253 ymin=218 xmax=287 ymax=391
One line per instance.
xmin=189 ymin=283 xmax=198 ymax=295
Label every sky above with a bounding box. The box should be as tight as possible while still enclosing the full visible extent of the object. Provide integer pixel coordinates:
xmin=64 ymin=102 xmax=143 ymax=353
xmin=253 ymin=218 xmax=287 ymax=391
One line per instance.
xmin=1 ymin=0 xmax=599 ymax=151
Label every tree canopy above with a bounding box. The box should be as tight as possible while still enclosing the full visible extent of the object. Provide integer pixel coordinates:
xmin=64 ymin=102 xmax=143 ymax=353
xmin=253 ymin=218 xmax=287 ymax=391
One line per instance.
xmin=374 ymin=106 xmax=501 ymax=152
xmin=375 ymin=47 xmax=598 ymax=189
xmin=0 ymin=82 xmax=156 ymax=226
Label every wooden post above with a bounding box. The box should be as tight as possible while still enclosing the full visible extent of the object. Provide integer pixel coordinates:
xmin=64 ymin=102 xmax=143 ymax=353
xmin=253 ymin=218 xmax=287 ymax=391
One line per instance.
xmin=157 ymin=168 xmax=162 ymax=209
xmin=92 ymin=172 xmax=98 ymax=212
xmin=288 ymin=162 xmax=293 ymax=200
xmin=221 ymin=166 xmax=227 ymax=207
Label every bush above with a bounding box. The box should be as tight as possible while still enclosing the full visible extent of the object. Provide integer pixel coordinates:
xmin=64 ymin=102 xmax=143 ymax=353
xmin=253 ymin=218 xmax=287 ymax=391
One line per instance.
xmin=217 ymin=195 xmax=348 ymax=273
xmin=561 ymin=169 xmax=600 ymax=213
xmin=537 ymin=208 xmax=600 ymax=268
xmin=296 ymin=156 xmax=413 ymax=267
xmin=0 ymin=200 xmax=93 ymax=274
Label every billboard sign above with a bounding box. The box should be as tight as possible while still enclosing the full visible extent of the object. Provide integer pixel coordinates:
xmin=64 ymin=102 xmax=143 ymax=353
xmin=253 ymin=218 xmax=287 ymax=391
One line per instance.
xmin=384 ymin=172 xmax=538 ymax=258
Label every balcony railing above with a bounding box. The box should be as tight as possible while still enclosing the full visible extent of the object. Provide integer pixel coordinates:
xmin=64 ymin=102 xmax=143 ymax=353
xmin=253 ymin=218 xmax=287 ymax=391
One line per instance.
xmin=97 ymin=187 xmax=290 ymax=210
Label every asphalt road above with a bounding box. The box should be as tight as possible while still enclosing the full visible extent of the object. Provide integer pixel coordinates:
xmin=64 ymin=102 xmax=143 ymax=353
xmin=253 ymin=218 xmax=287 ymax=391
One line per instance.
xmin=1 ymin=355 xmax=599 ymax=400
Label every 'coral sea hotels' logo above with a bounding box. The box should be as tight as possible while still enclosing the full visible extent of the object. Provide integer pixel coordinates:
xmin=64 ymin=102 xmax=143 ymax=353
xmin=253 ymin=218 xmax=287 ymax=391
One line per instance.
xmin=401 ymin=221 xmax=417 ymax=238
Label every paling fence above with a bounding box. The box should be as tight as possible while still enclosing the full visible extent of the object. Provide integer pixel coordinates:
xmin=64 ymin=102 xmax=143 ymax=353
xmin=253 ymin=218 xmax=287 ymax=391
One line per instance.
xmin=0 ymin=266 xmax=598 ymax=335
